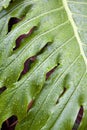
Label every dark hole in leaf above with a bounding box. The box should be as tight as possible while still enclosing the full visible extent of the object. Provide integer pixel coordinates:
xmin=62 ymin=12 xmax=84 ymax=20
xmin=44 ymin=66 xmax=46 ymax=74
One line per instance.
xmin=10 ymin=0 xmax=14 ymax=4
xmin=56 ymin=87 xmax=66 ymax=104
xmin=18 ymin=41 xmax=52 ymax=81
xmin=22 ymin=56 xmax=36 ymax=74
xmin=0 ymin=86 xmax=7 ymax=94
xmin=27 ymin=100 xmax=34 ymax=112
xmin=46 ymin=66 xmax=58 ymax=80
xmin=37 ymin=42 xmax=52 ymax=56
xmin=1 ymin=115 xmax=18 ymax=130
xmin=72 ymin=106 xmax=84 ymax=130
xmin=8 ymin=17 xmax=21 ymax=33
xmin=13 ymin=26 xmax=37 ymax=50
xmin=18 ymin=56 xmax=36 ymax=80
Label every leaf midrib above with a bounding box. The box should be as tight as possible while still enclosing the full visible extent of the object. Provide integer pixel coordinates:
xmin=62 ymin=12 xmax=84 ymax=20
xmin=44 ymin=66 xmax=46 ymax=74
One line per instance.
xmin=63 ymin=0 xmax=87 ymax=69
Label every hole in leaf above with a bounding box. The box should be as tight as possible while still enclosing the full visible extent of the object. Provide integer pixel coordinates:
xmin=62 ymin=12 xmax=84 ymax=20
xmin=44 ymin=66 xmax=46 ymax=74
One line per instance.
xmin=10 ymin=0 xmax=14 ymax=4
xmin=8 ymin=17 xmax=21 ymax=33
xmin=0 ymin=86 xmax=7 ymax=94
xmin=18 ymin=41 xmax=52 ymax=80
xmin=22 ymin=56 xmax=36 ymax=75
xmin=72 ymin=106 xmax=84 ymax=130
xmin=37 ymin=42 xmax=52 ymax=56
xmin=46 ymin=66 xmax=58 ymax=80
xmin=56 ymin=87 xmax=66 ymax=104
xmin=1 ymin=115 xmax=18 ymax=130
xmin=27 ymin=100 xmax=34 ymax=112
xmin=13 ymin=26 xmax=37 ymax=50
xmin=18 ymin=56 xmax=36 ymax=80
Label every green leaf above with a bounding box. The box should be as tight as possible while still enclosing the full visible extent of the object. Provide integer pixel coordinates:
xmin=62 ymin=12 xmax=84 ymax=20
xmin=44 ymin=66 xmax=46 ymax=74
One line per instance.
xmin=0 ymin=0 xmax=14 ymax=11
xmin=0 ymin=0 xmax=31 ymax=38
xmin=0 ymin=0 xmax=87 ymax=130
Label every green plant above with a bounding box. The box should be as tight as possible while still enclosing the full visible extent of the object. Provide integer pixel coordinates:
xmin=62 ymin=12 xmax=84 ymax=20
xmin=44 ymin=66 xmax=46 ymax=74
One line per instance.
xmin=0 ymin=0 xmax=87 ymax=130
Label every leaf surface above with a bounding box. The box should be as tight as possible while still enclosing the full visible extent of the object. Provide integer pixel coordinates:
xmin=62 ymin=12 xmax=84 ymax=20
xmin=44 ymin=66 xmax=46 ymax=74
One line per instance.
xmin=0 ymin=0 xmax=87 ymax=130
xmin=0 ymin=0 xmax=14 ymax=11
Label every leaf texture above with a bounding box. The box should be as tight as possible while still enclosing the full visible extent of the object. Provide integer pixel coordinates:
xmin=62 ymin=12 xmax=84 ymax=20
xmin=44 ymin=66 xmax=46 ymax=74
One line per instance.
xmin=0 ymin=0 xmax=87 ymax=130
xmin=0 ymin=0 xmax=14 ymax=11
